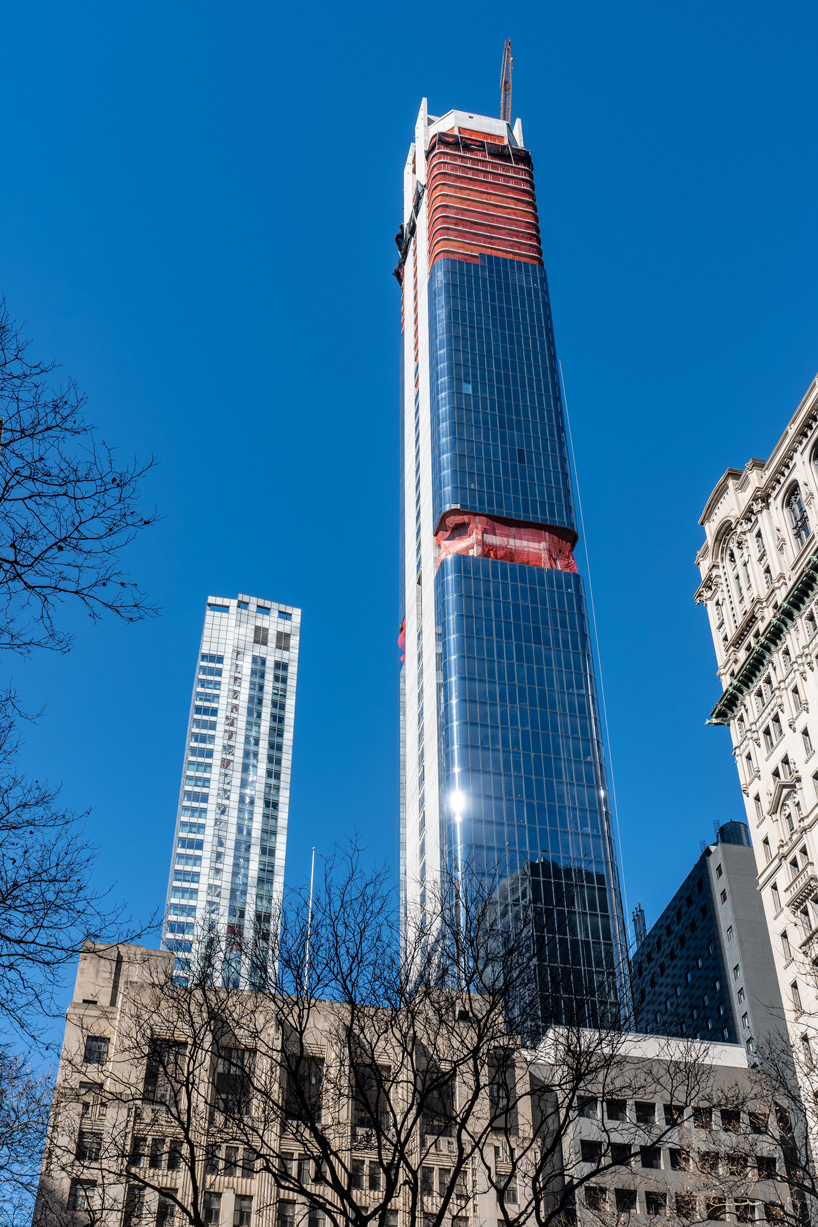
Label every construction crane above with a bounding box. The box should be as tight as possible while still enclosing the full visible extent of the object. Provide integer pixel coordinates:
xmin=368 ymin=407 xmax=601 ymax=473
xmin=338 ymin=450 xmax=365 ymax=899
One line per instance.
xmin=500 ymin=39 xmax=513 ymax=123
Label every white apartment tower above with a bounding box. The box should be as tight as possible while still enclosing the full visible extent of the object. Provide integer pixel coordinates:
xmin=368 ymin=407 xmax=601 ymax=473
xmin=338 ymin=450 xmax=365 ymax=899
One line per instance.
xmin=696 ymin=373 xmax=818 ymax=1096
xmin=162 ymin=593 xmax=300 ymax=985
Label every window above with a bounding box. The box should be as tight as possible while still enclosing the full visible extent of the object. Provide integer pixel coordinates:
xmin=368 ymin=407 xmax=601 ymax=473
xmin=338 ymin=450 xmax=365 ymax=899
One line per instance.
xmin=771 ymin=882 xmax=781 ymax=912
xmin=157 ymin=1193 xmax=177 ymax=1227
xmin=578 ymin=1097 xmax=599 ymax=1119
xmin=720 ymin=889 xmax=727 ymax=904
xmin=773 ymin=714 xmax=784 ymax=742
xmin=692 ymin=1106 xmax=712 ymax=1128
xmin=781 ymin=754 xmax=793 ymax=778
xmin=782 ymin=930 xmax=792 ymax=960
xmin=738 ymin=986 xmax=746 ymax=1003
xmin=167 ymin=1141 xmax=182 ymax=1172
xmin=369 ymin=1162 xmax=382 ymax=1192
xmin=143 ymin=1039 xmax=187 ymax=1105
xmin=123 ymin=1185 xmax=144 ymax=1227
xmin=805 ymin=727 xmax=814 ymax=755
xmin=792 ymin=980 xmax=803 ymax=1011
xmin=640 ymin=1146 xmax=661 ymax=1169
xmin=585 ymin=1188 xmax=607 ymax=1211
xmin=733 ymin=963 xmax=741 ymax=980
xmin=129 ymin=1135 xmax=147 ymax=1168
xmin=351 ymin=1159 xmax=364 ymax=1189
xmin=606 ymin=1098 xmax=627 ymax=1121
xmin=729 ymin=549 xmax=745 ymax=600
xmin=616 ymin=1190 xmax=637 ymax=1213
xmin=645 ymin=1191 xmax=667 ymax=1216
xmin=215 ymin=1047 xmax=255 ymax=1116
xmin=802 ymin=1034 xmax=813 ymax=1068
xmin=755 ymin=795 xmax=764 ymax=820
xmin=634 ymin=1101 xmax=655 ymax=1124
xmin=83 ymin=1036 xmax=109 ymax=1065
xmin=764 ymin=726 xmax=774 ymax=753
xmin=233 ymin=1198 xmax=252 ymax=1227
xmin=794 ymin=685 xmax=803 ymax=710
xmin=67 ymin=1180 xmax=96 ymax=1213
xmin=580 ymin=1139 xmax=602 ymax=1161
xmin=765 ymin=1204 xmax=785 ymax=1223
xmin=277 ymin=1203 xmax=295 ymax=1227
xmin=676 ymin=1193 xmax=697 ymax=1219
xmin=421 ymin=1166 xmax=434 ymax=1195
xmin=669 ymin=1147 xmax=689 ymax=1170
xmin=75 ymin=1130 xmax=102 ymax=1162
xmin=700 ymin=1151 xmax=721 ymax=1174
xmin=204 ymin=1194 xmax=222 ymax=1226
xmin=735 ymin=1204 xmax=757 ymax=1223
xmin=727 ymin=925 xmax=734 ymax=941
xmin=149 ymin=1137 xmax=164 ymax=1169
xmin=706 ymin=1199 xmax=727 ymax=1221
xmin=664 ymin=1103 xmax=685 ymax=1126
xmin=758 ymin=1155 xmax=776 ymax=1178
xmin=721 ymin=1108 xmax=741 ymax=1133
xmin=763 ymin=838 xmax=772 ymax=862
xmin=787 ymin=484 xmax=811 ymax=548
xmin=611 ymin=1143 xmax=632 ymax=1165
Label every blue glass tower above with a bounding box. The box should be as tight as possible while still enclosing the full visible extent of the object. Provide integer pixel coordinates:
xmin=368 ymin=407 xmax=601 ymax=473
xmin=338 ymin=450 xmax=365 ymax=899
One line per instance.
xmin=398 ymin=102 xmax=629 ymax=1028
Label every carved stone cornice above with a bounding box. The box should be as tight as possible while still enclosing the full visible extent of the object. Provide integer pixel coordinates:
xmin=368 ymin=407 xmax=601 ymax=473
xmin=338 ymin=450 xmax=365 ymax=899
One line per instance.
xmin=707 ymin=554 xmax=818 ymax=725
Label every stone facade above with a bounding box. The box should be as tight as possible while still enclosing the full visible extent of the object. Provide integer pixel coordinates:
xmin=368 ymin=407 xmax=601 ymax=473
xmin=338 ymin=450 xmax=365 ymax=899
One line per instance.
xmin=696 ymin=371 xmax=818 ymax=1109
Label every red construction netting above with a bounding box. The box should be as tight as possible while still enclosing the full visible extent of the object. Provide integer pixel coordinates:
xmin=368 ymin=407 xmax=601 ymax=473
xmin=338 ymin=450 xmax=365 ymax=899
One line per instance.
xmin=435 ymin=510 xmax=577 ymax=573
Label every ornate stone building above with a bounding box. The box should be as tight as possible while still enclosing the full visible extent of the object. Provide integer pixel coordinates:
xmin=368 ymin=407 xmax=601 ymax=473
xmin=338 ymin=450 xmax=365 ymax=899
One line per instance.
xmin=696 ymin=373 xmax=818 ymax=1088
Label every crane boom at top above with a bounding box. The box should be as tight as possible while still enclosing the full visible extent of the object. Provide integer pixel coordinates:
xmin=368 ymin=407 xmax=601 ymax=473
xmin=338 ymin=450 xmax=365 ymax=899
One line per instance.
xmin=500 ymin=39 xmax=513 ymax=123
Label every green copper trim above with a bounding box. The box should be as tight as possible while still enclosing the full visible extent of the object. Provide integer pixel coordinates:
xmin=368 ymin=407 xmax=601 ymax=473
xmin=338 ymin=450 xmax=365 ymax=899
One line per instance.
xmin=706 ymin=553 xmax=818 ymax=726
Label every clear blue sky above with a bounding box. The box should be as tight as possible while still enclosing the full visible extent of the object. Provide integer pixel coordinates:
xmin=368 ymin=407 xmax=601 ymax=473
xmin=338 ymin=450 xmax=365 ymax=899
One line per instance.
xmin=2 ymin=0 xmax=817 ymax=979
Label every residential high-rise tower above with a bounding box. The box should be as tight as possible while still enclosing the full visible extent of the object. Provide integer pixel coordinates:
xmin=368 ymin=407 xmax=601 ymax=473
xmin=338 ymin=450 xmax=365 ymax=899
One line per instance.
xmin=397 ymin=101 xmax=629 ymax=1027
xmin=162 ymin=593 xmax=300 ymax=985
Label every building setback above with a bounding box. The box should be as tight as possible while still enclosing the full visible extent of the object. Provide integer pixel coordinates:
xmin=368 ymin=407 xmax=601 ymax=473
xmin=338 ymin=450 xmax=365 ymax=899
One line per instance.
xmin=631 ymin=822 xmax=785 ymax=1053
xmin=396 ymin=101 xmax=629 ymax=1027
xmin=162 ymin=593 xmax=300 ymax=985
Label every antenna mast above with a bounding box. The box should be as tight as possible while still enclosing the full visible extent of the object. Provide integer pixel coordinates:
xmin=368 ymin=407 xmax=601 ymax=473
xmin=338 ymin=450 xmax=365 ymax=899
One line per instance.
xmin=500 ymin=39 xmax=513 ymax=123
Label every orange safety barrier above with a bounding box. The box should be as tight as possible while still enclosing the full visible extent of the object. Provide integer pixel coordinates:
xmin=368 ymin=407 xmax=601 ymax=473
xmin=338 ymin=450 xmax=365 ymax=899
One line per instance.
xmin=435 ymin=510 xmax=577 ymax=573
xmin=426 ymin=133 xmax=543 ymax=270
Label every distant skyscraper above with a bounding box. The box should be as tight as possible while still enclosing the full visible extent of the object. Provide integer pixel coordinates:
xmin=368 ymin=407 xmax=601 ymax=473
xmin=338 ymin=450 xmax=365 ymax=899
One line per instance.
xmin=397 ymin=101 xmax=629 ymax=1027
xmin=162 ymin=593 xmax=300 ymax=985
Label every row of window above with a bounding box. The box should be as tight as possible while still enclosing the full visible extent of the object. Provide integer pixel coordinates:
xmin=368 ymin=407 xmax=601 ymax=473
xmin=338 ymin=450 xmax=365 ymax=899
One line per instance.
xmin=579 ymin=1138 xmax=777 ymax=1177
xmin=576 ymin=1099 xmax=765 ymax=1132
xmin=584 ymin=1186 xmax=782 ymax=1222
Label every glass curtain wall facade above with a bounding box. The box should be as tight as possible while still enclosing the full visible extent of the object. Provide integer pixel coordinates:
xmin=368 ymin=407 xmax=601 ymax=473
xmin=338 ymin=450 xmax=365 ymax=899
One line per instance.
xmin=162 ymin=593 xmax=300 ymax=986
xmin=397 ymin=102 xmax=629 ymax=1028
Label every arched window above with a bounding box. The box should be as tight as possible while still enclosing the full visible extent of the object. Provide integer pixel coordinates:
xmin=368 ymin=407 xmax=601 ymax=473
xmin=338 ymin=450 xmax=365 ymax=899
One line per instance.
xmin=786 ymin=484 xmax=811 ymax=549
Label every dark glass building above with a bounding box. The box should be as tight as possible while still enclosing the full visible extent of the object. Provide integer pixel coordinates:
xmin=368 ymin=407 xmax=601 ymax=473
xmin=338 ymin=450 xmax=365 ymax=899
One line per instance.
xmin=631 ymin=822 xmax=785 ymax=1052
xmin=397 ymin=102 xmax=629 ymax=1028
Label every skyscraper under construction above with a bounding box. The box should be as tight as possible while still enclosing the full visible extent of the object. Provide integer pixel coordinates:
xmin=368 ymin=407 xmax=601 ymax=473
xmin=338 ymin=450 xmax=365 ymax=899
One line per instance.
xmin=397 ymin=100 xmax=629 ymax=1027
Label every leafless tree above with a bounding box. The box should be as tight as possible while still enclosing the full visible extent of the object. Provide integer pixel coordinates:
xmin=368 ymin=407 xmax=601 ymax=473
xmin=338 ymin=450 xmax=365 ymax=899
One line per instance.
xmin=39 ymin=847 xmax=810 ymax=1227
xmin=0 ymin=299 xmax=157 ymax=656
xmin=0 ymin=1046 xmax=54 ymax=1227
xmin=0 ymin=298 xmax=159 ymax=1049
